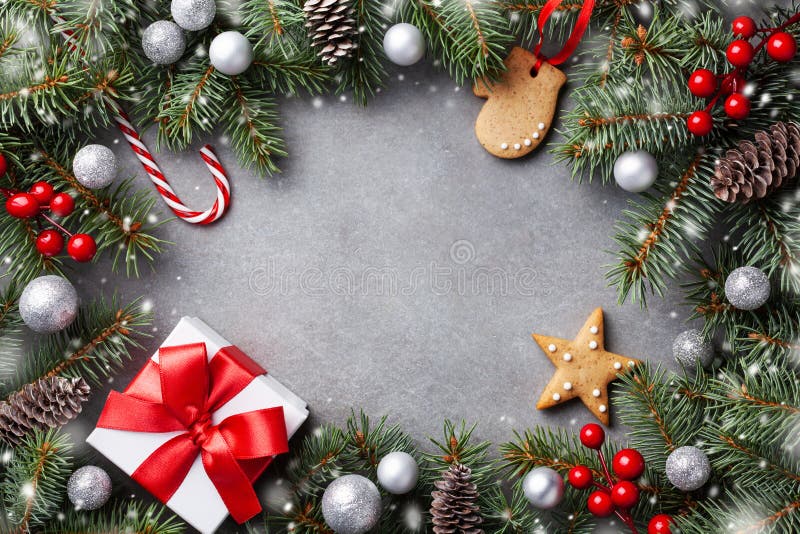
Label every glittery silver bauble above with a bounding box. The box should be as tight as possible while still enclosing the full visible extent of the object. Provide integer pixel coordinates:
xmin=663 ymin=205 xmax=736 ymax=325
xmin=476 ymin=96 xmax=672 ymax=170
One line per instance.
xmin=171 ymin=0 xmax=216 ymax=31
xmin=72 ymin=144 xmax=117 ymax=189
xmin=631 ymin=0 xmax=654 ymax=27
xmin=383 ymin=23 xmax=426 ymax=66
xmin=142 ymin=20 xmax=186 ymax=65
xmin=208 ymin=31 xmax=253 ymax=75
xmin=67 ymin=465 xmax=112 ymax=510
xmin=522 ymin=467 xmax=564 ymax=509
xmin=666 ymin=446 xmax=711 ymax=492
xmin=725 ymin=266 xmax=771 ymax=310
xmin=321 ymin=474 xmax=381 ymax=534
xmin=672 ymin=329 xmax=714 ymax=369
xmin=613 ymin=150 xmax=658 ymax=192
xmin=19 ymin=275 xmax=78 ymax=333
xmin=376 ymin=451 xmax=418 ymax=495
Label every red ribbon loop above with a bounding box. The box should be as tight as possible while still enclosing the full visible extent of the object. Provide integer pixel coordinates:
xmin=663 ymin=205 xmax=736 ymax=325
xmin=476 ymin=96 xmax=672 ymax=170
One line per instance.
xmin=97 ymin=343 xmax=289 ymax=524
xmin=532 ymin=0 xmax=595 ymax=72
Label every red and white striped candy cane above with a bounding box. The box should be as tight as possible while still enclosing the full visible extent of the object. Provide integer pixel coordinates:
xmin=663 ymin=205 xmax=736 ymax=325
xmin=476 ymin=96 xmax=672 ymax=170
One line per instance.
xmin=51 ymin=14 xmax=231 ymax=225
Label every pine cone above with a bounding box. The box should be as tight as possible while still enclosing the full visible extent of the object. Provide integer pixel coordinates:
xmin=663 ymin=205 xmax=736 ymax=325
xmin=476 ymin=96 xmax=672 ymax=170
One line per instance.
xmin=0 ymin=376 xmax=90 ymax=446
xmin=712 ymin=121 xmax=800 ymax=203
xmin=303 ymin=0 xmax=356 ymax=66
xmin=430 ymin=464 xmax=484 ymax=534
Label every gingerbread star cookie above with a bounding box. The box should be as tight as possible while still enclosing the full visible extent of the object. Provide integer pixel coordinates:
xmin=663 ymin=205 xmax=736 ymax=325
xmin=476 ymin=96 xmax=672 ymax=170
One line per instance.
xmin=533 ymin=308 xmax=640 ymax=425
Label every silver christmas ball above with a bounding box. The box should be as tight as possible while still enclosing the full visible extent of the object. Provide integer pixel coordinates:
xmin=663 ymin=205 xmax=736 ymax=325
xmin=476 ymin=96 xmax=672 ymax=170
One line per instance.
xmin=725 ymin=266 xmax=771 ymax=310
xmin=171 ymin=0 xmax=216 ymax=31
xmin=321 ymin=474 xmax=381 ymax=534
xmin=665 ymin=446 xmax=711 ymax=492
xmin=522 ymin=467 xmax=564 ymax=509
xmin=19 ymin=275 xmax=79 ymax=333
xmin=383 ymin=23 xmax=426 ymax=66
xmin=613 ymin=150 xmax=658 ymax=192
xmin=67 ymin=466 xmax=112 ymax=510
xmin=72 ymin=144 xmax=117 ymax=189
xmin=209 ymin=31 xmax=253 ymax=76
xmin=142 ymin=20 xmax=186 ymax=65
xmin=672 ymin=329 xmax=714 ymax=369
xmin=376 ymin=451 xmax=418 ymax=495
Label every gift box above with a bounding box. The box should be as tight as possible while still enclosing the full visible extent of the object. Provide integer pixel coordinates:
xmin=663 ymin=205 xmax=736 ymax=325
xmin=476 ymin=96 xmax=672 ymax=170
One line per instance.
xmin=87 ymin=317 xmax=308 ymax=534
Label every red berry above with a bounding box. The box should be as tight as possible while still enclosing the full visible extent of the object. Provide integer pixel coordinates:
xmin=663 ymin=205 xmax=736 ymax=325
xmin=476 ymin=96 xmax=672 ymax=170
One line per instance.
xmin=731 ymin=16 xmax=756 ymax=39
xmin=29 ymin=182 xmax=55 ymax=206
xmin=767 ymin=32 xmax=797 ymax=63
xmin=613 ymin=448 xmax=646 ymax=480
xmin=587 ymin=491 xmax=615 ymax=517
xmin=727 ymin=39 xmax=755 ymax=67
xmin=687 ymin=69 xmax=717 ymax=98
xmin=648 ymin=514 xmax=673 ymax=534
xmin=579 ymin=424 xmax=605 ymax=450
xmin=49 ymin=193 xmax=75 ymax=217
xmin=0 ymin=154 xmax=6 ymax=177
xmin=5 ymin=193 xmax=40 ymax=218
xmin=568 ymin=465 xmax=594 ymax=489
xmin=724 ymin=93 xmax=751 ymax=120
xmin=687 ymin=110 xmax=714 ymax=136
xmin=720 ymin=72 xmax=746 ymax=95
xmin=611 ymin=481 xmax=640 ymax=509
xmin=35 ymin=229 xmax=64 ymax=257
xmin=67 ymin=234 xmax=96 ymax=262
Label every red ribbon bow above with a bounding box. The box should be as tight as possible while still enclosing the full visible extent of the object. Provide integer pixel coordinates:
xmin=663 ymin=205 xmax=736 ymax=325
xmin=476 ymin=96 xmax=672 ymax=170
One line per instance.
xmin=96 ymin=343 xmax=289 ymax=523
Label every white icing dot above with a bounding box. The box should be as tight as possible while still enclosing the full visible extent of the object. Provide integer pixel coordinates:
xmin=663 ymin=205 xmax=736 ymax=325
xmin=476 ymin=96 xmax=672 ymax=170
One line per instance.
xmin=524 ymin=138 xmax=531 ymax=146
xmin=533 ymin=132 xmax=540 ymax=139
xmin=513 ymin=143 xmax=521 ymax=150
xmin=589 ymin=326 xmax=599 ymax=334
xmin=548 ymin=344 xmax=557 ymax=352
xmin=538 ymin=122 xmax=546 ymax=130
xmin=500 ymin=143 xmax=509 ymax=150
xmin=614 ymin=362 xmax=622 ymax=370
xmin=599 ymin=404 xmax=607 ymax=413
xmin=628 ymin=360 xmax=636 ymax=367
xmin=552 ymin=393 xmax=561 ymax=401
xmin=564 ymin=382 xmax=572 ymax=390
xmin=563 ymin=353 xmax=572 ymax=362
xmin=592 ymin=388 xmax=601 ymax=397
xmin=588 ymin=340 xmax=598 ymax=350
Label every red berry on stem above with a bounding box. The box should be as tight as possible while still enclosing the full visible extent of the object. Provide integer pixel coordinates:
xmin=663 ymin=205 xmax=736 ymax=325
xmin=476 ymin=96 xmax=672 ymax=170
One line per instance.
xmin=731 ymin=16 xmax=756 ymax=39
xmin=726 ymin=39 xmax=755 ymax=67
xmin=587 ymin=491 xmax=615 ymax=517
xmin=568 ymin=465 xmax=594 ymax=489
xmin=611 ymin=481 xmax=640 ymax=509
xmin=687 ymin=69 xmax=717 ymax=98
xmin=29 ymin=182 xmax=55 ymax=205
xmin=720 ymin=72 xmax=746 ymax=95
xmin=35 ymin=230 xmax=64 ymax=257
xmin=648 ymin=514 xmax=673 ymax=534
xmin=67 ymin=234 xmax=96 ymax=262
xmin=0 ymin=154 xmax=6 ymax=177
xmin=613 ymin=448 xmax=646 ymax=480
xmin=687 ymin=110 xmax=714 ymax=136
xmin=5 ymin=193 xmax=40 ymax=218
xmin=724 ymin=93 xmax=751 ymax=120
xmin=579 ymin=423 xmax=605 ymax=450
xmin=767 ymin=32 xmax=797 ymax=63
xmin=49 ymin=193 xmax=75 ymax=217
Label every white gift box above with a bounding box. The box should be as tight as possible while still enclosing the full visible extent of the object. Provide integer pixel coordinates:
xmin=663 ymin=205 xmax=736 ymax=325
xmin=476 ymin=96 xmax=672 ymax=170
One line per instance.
xmin=87 ymin=317 xmax=308 ymax=534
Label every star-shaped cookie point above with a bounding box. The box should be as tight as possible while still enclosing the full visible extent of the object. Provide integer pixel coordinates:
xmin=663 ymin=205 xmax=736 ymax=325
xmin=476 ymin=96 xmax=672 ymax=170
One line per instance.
xmin=532 ymin=307 xmax=641 ymax=425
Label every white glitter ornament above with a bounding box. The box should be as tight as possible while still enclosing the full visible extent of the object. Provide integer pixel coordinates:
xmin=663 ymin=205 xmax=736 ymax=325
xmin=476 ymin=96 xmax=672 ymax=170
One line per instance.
xmin=209 ymin=31 xmax=253 ymax=75
xmin=142 ymin=20 xmax=186 ymax=65
xmin=67 ymin=465 xmax=112 ymax=510
xmin=73 ymin=144 xmax=117 ymax=189
xmin=613 ymin=150 xmax=658 ymax=192
xmin=522 ymin=467 xmax=564 ymax=509
xmin=377 ymin=451 xmax=418 ymax=494
xmin=665 ymin=446 xmax=711 ymax=492
xmin=672 ymin=329 xmax=714 ymax=369
xmin=321 ymin=474 xmax=381 ymax=534
xmin=171 ymin=0 xmax=216 ymax=31
xmin=725 ymin=266 xmax=770 ymax=310
xmin=19 ymin=275 xmax=78 ymax=333
xmin=383 ymin=23 xmax=426 ymax=66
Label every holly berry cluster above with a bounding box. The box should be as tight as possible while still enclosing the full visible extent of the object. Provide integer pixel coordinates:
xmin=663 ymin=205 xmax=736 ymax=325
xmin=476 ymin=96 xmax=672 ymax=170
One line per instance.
xmin=0 ymin=154 xmax=97 ymax=263
xmin=686 ymin=13 xmax=799 ymax=136
xmin=570 ymin=424 xmax=672 ymax=534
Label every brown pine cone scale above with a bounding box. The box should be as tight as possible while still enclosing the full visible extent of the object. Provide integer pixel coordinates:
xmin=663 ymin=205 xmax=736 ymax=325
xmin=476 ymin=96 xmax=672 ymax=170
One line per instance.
xmin=303 ymin=0 xmax=357 ymax=66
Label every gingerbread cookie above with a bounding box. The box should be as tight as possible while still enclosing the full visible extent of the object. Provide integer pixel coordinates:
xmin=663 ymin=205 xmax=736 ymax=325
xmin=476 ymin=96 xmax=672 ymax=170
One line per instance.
xmin=532 ymin=308 xmax=641 ymax=425
xmin=473 ymin=47 xmax=567 ymax=159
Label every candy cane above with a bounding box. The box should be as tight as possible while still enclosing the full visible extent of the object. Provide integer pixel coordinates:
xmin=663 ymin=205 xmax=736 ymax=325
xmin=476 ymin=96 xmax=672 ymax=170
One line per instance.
xmin=51 ymin=14 xmax=231 ymax=225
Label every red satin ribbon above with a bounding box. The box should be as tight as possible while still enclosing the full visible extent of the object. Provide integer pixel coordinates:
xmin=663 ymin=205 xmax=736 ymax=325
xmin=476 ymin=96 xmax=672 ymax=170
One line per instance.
xmin=97 ymin=343 xmax=289 ymax=524
xmin=532 ymin=0 xmax=596 ymax=72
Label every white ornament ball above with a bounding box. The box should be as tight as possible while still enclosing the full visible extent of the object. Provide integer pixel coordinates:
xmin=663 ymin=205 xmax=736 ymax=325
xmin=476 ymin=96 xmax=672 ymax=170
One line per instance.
xmin=321 ymin=474 xmax=381 ymax=534
xmin=672 ymin=329 xmax=714 ymax=369
xmin=73 ymin=144 xmax=117 ymax=189
xmin=19 ymin=275 xmax=79 ymax=333
xmin=522 ymin=467 xmax=564 ymax=509
xmin=142 ymin=20 xmax=186 ymax=65
xmin=171 ymin=0 xmax=216 ymax=31
xmin=613 ymin=150 xmax=658 ymax=192
xmin=209 ymin=31 xmax=253 ymax=75
xmin=725 ymin=266 xmax=771 ymax=310
xmin=383 ymin=23 xmax=426 ymax=66
xmin=67 ymin=466 xmax=112 ymax=510
xmin=665 ymin=446 xmax=711 ymax=492
xmin=377 ymin=451 xmax=418 ymax=494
